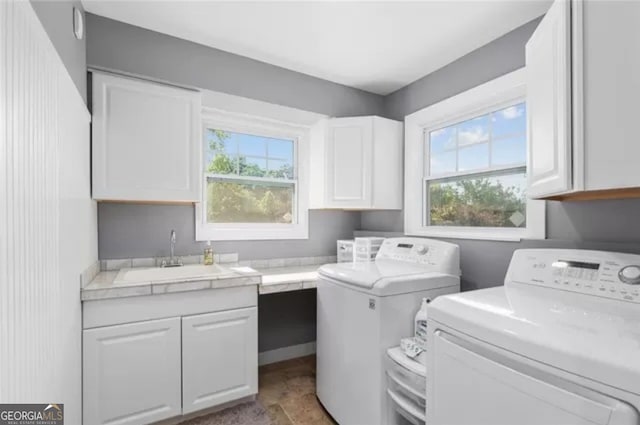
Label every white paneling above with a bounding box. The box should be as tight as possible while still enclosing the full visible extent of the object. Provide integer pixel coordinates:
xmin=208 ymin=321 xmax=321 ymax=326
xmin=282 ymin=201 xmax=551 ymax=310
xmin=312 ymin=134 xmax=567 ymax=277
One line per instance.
xmin=0 ymin=2 xmax=95 ymax=423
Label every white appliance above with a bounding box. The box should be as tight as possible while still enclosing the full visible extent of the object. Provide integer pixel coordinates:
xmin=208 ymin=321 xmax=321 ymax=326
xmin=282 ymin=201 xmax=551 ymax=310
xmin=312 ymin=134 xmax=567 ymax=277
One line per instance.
xmin=428 ymin=249 xmax=640 ymax=425
xmin=317 ymin=237 xmax=460 ymax=425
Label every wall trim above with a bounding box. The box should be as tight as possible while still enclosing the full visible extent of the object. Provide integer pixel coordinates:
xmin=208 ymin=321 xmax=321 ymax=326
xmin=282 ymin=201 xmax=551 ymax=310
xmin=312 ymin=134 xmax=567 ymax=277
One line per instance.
xmin=258 ymin=342 xmax=316 ymax=366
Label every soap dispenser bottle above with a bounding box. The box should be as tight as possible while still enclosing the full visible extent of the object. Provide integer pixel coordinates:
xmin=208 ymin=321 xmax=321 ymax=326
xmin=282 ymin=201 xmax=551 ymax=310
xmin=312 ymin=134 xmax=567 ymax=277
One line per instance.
xmin=204 ymin=241 xmax=214 ymax=266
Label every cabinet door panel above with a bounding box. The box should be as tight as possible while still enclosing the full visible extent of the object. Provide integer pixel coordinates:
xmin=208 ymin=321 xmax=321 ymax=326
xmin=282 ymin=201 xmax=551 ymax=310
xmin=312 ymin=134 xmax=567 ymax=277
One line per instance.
xmin=325 ymin=118 xmax=373 ymax=208
xmin=92 ymin=72 xmax=201 ymax=202
xmin=182 ymin=307 xmax=258 ymax=414
xmin=83 ymin=317 xmax=182 ymax=425
xmin=526 ymin=0 xmax=572 ymax=198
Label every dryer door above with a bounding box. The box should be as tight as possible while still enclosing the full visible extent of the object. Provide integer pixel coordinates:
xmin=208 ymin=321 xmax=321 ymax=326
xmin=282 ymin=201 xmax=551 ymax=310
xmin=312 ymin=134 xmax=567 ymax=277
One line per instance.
xmin=429 ymin=330 xmax=639 ymax=425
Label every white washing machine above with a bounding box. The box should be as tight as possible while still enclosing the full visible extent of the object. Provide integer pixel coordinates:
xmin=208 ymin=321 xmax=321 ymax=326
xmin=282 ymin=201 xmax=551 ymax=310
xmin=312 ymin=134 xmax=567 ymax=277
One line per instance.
xmin=317 ymin=237 xmax=460 ymax=425
xmin=428 ymin=249 xmax=640 ymax=425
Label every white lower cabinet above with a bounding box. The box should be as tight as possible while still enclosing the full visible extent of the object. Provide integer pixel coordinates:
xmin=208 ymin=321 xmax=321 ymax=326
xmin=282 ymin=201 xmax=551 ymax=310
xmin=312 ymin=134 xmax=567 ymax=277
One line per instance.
xmin=83 ymin=317 xmax=182 ymax=425
xmin=82 ymin=297 xmax=258 ymax=425
xmin=182 ymin=307 xmax=258 ymax=414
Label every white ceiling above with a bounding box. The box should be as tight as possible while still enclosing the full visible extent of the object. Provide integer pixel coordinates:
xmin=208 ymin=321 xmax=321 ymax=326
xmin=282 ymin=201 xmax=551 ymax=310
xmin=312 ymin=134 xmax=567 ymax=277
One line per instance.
xmin=82 ymin=1 xmax=551 ymax=95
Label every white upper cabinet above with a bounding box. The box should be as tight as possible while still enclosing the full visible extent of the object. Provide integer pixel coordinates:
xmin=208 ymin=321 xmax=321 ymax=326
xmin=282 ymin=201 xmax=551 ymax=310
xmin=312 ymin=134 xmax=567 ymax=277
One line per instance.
xmin=526 ymin=0 xmax=640 ymax=200
xmin=310 ymin=116 xmax=403 ymax=209
xmin=92 ymin=72 xmax=201 ymax=202
xmin=526 ymin=0 xmax=572 ymax=198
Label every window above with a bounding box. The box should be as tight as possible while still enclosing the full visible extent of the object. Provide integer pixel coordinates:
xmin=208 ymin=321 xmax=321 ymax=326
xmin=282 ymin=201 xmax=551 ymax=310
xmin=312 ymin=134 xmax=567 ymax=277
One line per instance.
xmin=405 ymin=69 xmax=544 ymax=241
xmin=196 ymin=109 xmax=309 ymax=241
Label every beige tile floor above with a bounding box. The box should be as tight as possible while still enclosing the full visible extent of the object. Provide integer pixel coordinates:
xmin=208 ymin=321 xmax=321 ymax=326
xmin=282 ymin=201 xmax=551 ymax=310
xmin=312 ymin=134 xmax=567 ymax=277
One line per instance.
xmin=259 ymin=356 xmax=336 ymax=425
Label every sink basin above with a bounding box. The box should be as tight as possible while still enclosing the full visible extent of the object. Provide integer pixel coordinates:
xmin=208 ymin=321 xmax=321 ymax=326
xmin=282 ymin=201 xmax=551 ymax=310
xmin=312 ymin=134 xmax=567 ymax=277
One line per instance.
xmin=114 ymin=264 xmax=234 ymax=284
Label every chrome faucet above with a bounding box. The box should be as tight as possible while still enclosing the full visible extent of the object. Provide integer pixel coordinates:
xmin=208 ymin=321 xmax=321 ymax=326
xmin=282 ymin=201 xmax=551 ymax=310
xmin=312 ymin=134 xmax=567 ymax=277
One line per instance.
xmin=170 ymin=230 xmax=176 ymax=261
xmin=162 ymin=229 xmax=183 ymax=267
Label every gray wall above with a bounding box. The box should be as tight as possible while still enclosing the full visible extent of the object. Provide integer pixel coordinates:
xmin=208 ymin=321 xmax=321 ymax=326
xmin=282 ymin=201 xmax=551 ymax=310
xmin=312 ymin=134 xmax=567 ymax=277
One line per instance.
xmin=31 ymin=0 xmax=86 ymax=102
xmin=98 ymin=204 xmax=360 ymax=260
xmin=362 ymin=16 xmax=640 ymax=292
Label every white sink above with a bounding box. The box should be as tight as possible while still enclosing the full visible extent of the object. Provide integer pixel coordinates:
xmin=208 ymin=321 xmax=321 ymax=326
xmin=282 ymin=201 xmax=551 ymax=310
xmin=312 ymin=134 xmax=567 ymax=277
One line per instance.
xmin=115 ymin=264 xmax=234 ymax=284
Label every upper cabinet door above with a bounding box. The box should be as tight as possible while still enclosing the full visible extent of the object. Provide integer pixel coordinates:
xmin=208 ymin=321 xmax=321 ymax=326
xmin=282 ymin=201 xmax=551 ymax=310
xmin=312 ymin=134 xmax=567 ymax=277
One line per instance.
xmin=325 ymin=117 xmax=374 ymax=208
xmin=526 ymin=0 xmax=572 ymax=199
xmin=92 ymin=72 xmax=201 ymax=202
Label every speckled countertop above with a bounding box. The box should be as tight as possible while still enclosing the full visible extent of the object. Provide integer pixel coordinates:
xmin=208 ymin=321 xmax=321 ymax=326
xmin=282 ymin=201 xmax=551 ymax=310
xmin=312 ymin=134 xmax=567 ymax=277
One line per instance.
xmin=81 ymin=265 xmax=261 ymax=301
xmin=257 ymin=265 xmax=320 ymax=294
xmin=82 ymin=263 xmax=324 ymax=301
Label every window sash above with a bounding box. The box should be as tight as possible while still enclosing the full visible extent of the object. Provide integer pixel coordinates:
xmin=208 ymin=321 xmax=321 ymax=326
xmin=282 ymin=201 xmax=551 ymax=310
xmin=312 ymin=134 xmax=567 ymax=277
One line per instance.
xmin=203 ymin=173 xmax=299 ymax=226
xmin=423 ymin=98 xmax=526 ymax=179
xmin=423 ymin=166 xmax=527 ymax=228
xmin=204 ymin=130 xmax=298 ymax=180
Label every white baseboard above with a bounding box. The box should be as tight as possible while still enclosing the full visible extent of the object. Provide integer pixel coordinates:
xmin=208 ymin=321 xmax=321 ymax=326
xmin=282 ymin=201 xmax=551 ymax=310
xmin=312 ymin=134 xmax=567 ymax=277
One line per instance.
xmin=258 ymin=341 xmax=316 ymax=366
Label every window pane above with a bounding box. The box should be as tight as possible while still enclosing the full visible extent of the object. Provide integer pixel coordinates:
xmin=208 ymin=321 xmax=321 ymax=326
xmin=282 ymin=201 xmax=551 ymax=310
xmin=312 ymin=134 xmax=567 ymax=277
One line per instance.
xmin=492 ymin=136 xmax=526 ymax=166
xmin=430 ymin=150 xmax=456 ymax=175
xmin=206 ymin=128 xmax=237 ymax=155
xmin=267 ymin=159 xmax=294 ymax=179
xmin=206 ymin=152 xmax=238 ymax=174
xmin=206 ymin=177 xmax=293 ymax=224
xmin=457 ymin=114 xmax=489 ymax=147
xmin=428 ymin=169 xmax=527 ymax=228
xmin=429 ymin=126 xmax=456 ymax=153
xmin=204 ymin=129 xmax=295 ymax=179
xmin=458 ymin=143 xmax=489 ymax=171
xmin=240 ymin=157 xmax=267 ymax=177
xmin=238 ymin=135 xmax=267 ymax=157
xmin=268 ymin=139 xmax=294 ymax=162
xmin=492 ymin=103 xmax=526 ymax=137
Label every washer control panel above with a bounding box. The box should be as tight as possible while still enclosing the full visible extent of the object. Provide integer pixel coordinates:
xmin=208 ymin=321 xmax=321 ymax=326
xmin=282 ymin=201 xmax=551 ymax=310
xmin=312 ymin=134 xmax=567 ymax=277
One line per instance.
xmin=376 ymin=237 xmax=460 ymax=276
xmin=507 ymin=249 xmax=640 ymax=303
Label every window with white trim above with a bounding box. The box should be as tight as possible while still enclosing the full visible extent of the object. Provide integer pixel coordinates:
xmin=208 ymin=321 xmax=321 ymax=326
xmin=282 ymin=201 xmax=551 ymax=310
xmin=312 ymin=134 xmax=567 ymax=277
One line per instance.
xmin=405 ymin=69 xmax=544 ymax=241
xmin=196 ymin=110 xmax=309 ymax=241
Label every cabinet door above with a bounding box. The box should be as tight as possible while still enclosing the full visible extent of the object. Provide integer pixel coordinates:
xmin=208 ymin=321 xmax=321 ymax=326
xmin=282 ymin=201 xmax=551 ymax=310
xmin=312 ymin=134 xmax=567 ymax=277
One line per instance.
xmin=182 ymin=307 xmax=258 ymax=414
xmin=325 ymin=117 xmax=373 ymax=208
xmin=525 ymin=0 xmax=572 ymax=198
xmin=83 ymin=317 xmax=182 ymax=425
xmin=92 ymin=72 xmax=201 ymax=202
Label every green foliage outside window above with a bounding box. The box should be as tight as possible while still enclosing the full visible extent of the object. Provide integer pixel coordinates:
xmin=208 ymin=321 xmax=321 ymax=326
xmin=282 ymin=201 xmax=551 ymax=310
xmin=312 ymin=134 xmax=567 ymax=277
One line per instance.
xmin=429 ymin=173 xmax=526 ymax=228
xmin=205 ymin=129 xmax=294 ymax=224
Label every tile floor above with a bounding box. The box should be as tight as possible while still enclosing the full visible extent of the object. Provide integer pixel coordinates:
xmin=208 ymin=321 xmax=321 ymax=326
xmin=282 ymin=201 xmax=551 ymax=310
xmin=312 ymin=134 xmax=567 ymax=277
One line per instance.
xmin=259 ymin=355 xmax=336 ymax=425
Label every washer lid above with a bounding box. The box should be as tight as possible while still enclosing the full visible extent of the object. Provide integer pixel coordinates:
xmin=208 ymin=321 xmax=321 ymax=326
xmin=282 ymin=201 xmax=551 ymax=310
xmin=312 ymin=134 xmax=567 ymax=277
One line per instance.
xmin=319 ymin=260 xmax=456 ymax=291
xmin=429 ymin=283 xmax=640 ymax=396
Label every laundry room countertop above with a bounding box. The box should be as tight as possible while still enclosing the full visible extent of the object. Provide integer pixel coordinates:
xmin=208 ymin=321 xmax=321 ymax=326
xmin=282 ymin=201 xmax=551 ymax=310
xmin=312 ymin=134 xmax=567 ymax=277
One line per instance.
xmin=81 ymin=265 xmax=261 ymax=301
xmin=256 ymin=265 xmax=320 ymax=294
xmin=81 ymin=263 xmax=324 ymax=300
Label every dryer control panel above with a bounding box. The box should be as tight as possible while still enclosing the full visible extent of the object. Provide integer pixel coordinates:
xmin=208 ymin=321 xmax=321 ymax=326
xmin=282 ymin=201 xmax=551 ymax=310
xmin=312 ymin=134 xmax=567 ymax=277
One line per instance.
xmin=507 ymin=249 xmax=640 ymax=303
xmin=375 ymin=237 xmax=460 ymax=276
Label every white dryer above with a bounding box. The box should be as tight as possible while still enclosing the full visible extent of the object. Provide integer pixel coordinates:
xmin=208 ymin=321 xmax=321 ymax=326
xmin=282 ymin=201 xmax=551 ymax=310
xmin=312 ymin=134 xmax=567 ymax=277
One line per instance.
xmin=428 ymin=249 xmax=640 ymax=425
xmin=317 ymin=237 xmax=460 ymax=425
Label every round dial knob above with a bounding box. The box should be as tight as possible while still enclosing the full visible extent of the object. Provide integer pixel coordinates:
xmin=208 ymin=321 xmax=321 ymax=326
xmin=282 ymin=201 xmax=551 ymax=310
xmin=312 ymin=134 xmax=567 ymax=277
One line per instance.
xmin=619 ymin=265 xmax=640 ymax=284
xmin=415 ymin=245 xmax=428 ymax=255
